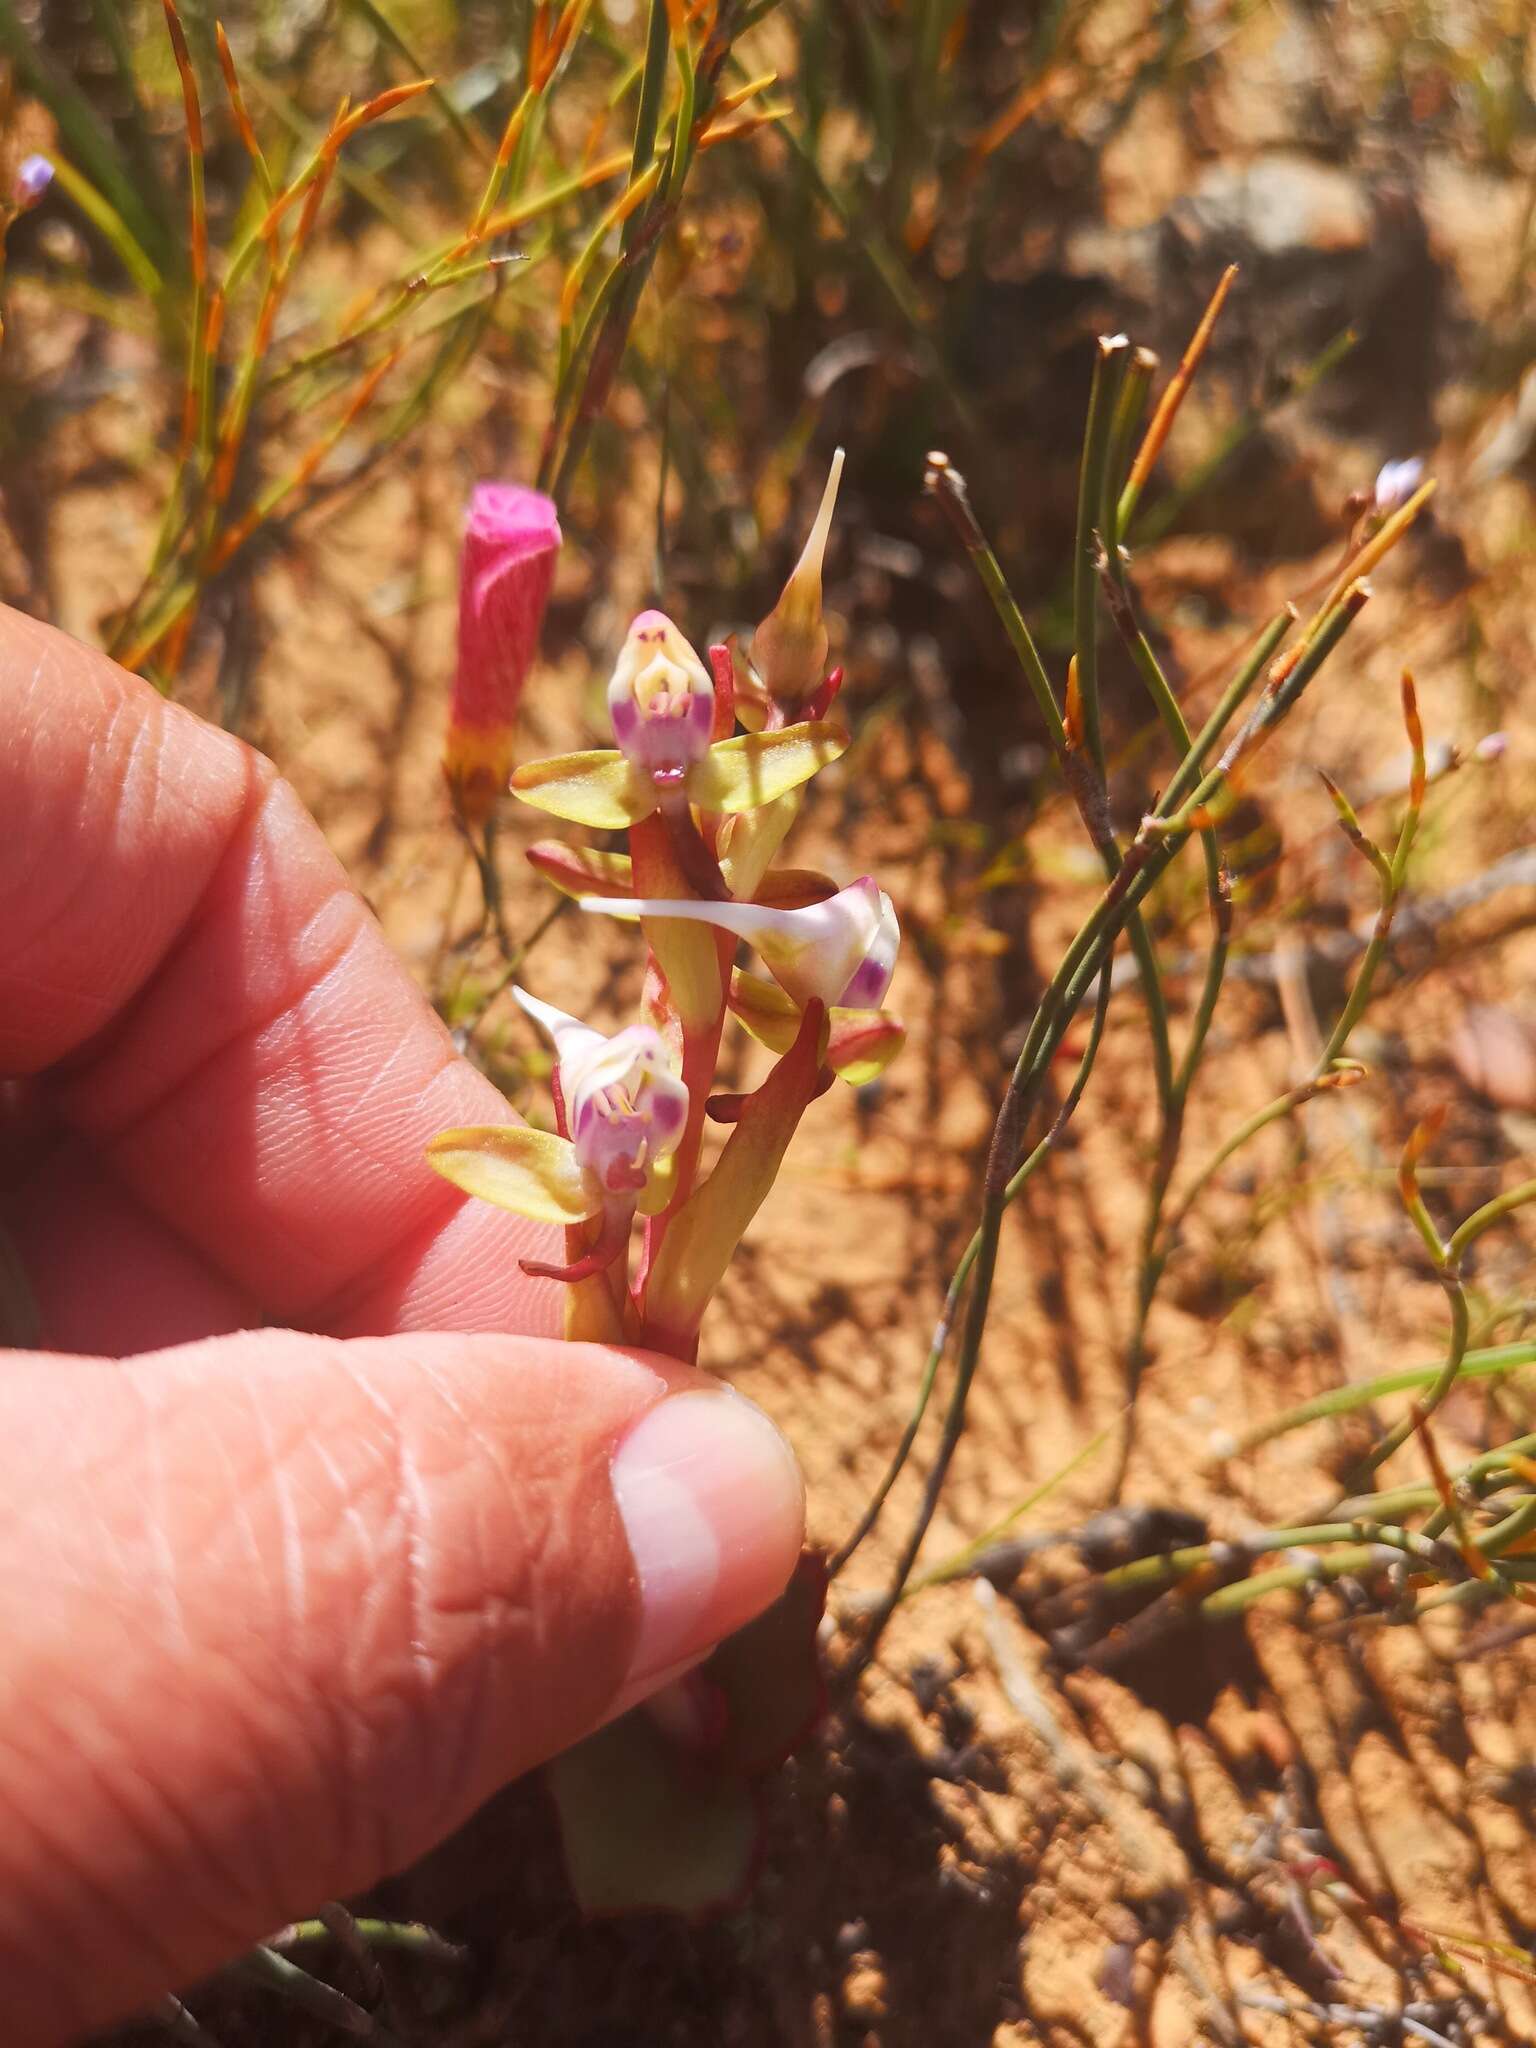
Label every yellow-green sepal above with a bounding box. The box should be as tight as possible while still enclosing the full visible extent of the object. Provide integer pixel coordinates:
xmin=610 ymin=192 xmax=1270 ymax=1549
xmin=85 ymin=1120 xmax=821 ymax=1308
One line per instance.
xmin=688 ymin=722 xmax=847 ymax=815
xmin=718 ymin=790 xmax=803 ymax=900
xmin=637 ymin=1153 xmax=677 ymax=1217
xmin=426 ymin=1125 xmax=598 ymax=1223
xmin=511 ymin=749 xmax=652 ymax=829
xmin=728 ymin=970 xmax=905 ymax=1086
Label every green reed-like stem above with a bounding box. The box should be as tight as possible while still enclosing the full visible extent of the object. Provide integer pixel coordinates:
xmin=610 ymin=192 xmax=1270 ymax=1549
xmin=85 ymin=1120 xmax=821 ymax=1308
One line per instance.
xmin=832 ymin=961 xmax=1114 ymax=1579
xmin=851 ymin=592 xmax=1373 ymax=1651
xmin=544 ymin=2 xmax=745 ymax=501
xmin=1097 ymin=1422 xmax=1536 ymax=1614
xmin=276 ymin=1914 xmax=467 ymax=1964
xmin=231 ymin=1943 xmax=389 ymax=2038
xmin=1236 ymin=1345 xmax=1536 ymax=1451
xmin=1099 ymin=537 xmax=1229 ymax=1488
xmin=1154 ymin=658 xmax=1430 ymax=1287
xmin=1196 ymin=1543 xmax=1389 ymax=1621
xmin=1072 ymin=334 xmax=1127 ymax=774
xmin=1448 ymin=1177 xmax=1536 ymax=1265
xmin=626 ymin=0 xmax=672 ymax=238
xmin=1158 ymin=610 xmax=1294 ymax=814
xmin=1105 ymin=346 xmax=1156 ymax=544
xmin=905 ymin=1415 xmax=1120 ymax=1596
xmin=925 ymin=452 xmax=1173 ymax=1104
xmin=1371 ymin=1173 xmax=1536 ymax=1496
xmin=1125 ymin=324 xmax=1357 ymax=550
xmin=1163 ymin=1069 xmax=1364 ymax=1241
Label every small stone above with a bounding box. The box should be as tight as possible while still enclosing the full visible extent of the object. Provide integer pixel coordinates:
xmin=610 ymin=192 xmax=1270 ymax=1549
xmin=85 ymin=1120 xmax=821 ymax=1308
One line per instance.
xmin=1451 ymin=1005 xmax=1536 ymax=1113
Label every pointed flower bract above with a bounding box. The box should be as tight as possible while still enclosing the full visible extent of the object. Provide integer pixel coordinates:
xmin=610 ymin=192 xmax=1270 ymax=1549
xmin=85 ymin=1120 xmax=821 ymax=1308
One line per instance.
xmin=752 ymin=448 xmax=844 ymax=714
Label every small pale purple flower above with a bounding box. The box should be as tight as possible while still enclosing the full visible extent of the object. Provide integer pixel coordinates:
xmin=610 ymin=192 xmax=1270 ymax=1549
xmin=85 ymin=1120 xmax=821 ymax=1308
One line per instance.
xmin=12 ymin=155 xmax=53 ymax=209
xmin=1373 ymin=456 xmax=1424 ymax=517
xmin=1474 ymin=731 xmax=1508 ymax=764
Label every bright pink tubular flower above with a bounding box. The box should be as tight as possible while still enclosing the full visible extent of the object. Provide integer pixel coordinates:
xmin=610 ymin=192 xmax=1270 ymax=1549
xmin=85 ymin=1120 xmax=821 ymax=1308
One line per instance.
xmin=445 ymin=482 xmax=561 ymax=824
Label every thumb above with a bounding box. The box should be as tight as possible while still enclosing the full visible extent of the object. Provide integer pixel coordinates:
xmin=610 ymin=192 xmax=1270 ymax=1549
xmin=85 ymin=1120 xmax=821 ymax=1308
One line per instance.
xmin=0 ymin=1328 xmax=803 ymax=2044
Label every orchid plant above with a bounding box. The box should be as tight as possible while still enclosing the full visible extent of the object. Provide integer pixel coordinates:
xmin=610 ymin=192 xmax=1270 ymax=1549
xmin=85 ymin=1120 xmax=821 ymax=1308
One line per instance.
xmin=429 ymin=454 xmax=902 ymax=1915
xmin=432 ymin=451 xmax=903 ymax=1368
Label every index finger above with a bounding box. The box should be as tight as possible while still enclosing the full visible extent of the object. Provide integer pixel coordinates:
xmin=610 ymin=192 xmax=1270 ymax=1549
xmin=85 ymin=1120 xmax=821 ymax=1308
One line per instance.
xmin=0 ymin=604 xmax=556 ymax=1337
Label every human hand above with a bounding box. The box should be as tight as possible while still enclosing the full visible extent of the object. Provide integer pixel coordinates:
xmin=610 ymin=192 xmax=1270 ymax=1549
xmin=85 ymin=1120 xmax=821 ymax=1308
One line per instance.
xmin=0 ymin=607 xmax=804 ymax=2044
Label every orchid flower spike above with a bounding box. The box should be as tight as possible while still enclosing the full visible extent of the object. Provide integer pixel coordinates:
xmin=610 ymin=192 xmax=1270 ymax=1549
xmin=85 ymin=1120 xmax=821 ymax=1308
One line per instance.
xmin=753 ymin=448 xmax=844 ymax=712
xmin=445 ymin=482 xmax=561 ymax=824
xmin=580 ymin=877 xmax=899 ymax=1012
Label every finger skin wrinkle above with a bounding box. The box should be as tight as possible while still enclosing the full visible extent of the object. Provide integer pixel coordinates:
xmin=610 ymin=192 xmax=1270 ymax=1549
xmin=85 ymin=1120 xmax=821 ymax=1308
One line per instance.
xmin=330 ymin=1355 xmax=455 ymax=1864
xmin=310 ymin=1159 xmax=561 ymax=1340
xmin=0 ymin=1334 xmax=661 ymax=2040
xmin=382 ymin=1358 xmax=513 ymax=1839
xmin=56 ymin=770 xmax=495 ymax=1315
xmin=4 ymin=605 xmax=554 ymax=1336
xmin=0 ymin=1757 xmax=192 ymax=2041
xmin=0 ymin=1138 xmax=260 ymax=1355
xmin=0 ymin=611 xmax=260 ymax=1075
xmin=63 ymin=777 xmax=373 ymax=1143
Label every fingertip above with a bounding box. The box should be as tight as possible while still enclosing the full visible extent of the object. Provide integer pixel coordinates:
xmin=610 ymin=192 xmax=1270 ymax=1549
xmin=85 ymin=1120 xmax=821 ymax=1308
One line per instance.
xmin=611 ymin=1384 xmax=806 ymax=1689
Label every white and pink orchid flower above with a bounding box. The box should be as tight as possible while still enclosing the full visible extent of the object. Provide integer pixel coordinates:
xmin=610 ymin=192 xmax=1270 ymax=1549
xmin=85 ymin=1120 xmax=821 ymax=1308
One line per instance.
xmin=513 ymin=988 xmax=688 ymax=1199
xmin=510 ymin=608 xmax=847 ymax=832
xmin=606 ymin=609 xmax=717 ymax=784
xmin=12 ymin=154 xmax=53 ymax=208
xmin=579 ymin=876 xmax=899 ymax=1012
xmin=425 ymin=992 xmax=689 ymax=1273
xmin=1373 ymin=456 xmax=1425 ymax=517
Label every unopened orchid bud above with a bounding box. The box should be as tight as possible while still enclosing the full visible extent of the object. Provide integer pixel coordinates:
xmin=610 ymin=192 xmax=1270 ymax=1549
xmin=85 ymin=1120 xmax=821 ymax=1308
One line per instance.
xmin=515 ymin=988 xmax=688 ymax=1198
xmin=607 ymin=609 xmax=715 ymax=784
xmin=1474 ymin=731 xmax=1508 ymax=764
xmin=11 ymin=155 xmax=52 ymax=209
xmin=581 ymin=876 xmax=899 ymax=1011
xmin=445 ymin=482 xmax=561 ymax=825
xmin=753 ymin=448 xmax=844 ymax=710
xmin=1373 ymin=456 xmax=1424 ymax=517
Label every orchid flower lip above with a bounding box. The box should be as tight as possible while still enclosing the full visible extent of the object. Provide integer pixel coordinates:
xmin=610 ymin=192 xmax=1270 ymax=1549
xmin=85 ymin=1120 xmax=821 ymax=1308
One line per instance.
xmin=578 ymin=875 xmax=900 ymax=1011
